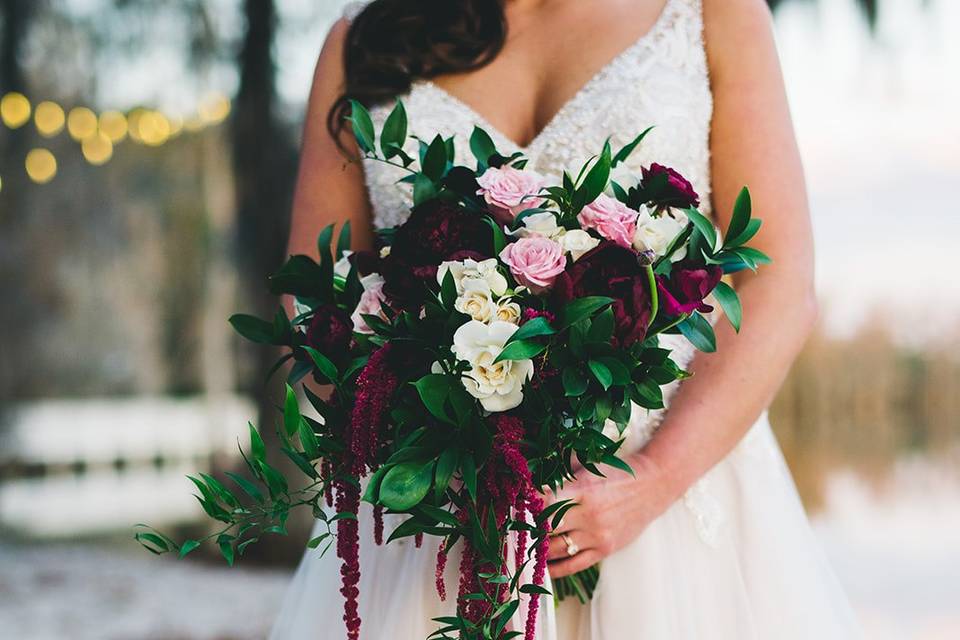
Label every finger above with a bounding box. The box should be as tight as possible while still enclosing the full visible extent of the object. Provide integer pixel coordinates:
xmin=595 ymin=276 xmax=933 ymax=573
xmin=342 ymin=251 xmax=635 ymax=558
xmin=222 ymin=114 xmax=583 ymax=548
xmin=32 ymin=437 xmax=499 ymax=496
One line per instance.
xmin=546 ymin=531 xmax=588 ymax=562
xmin=547 ymin=549 xmax=603 ymax=579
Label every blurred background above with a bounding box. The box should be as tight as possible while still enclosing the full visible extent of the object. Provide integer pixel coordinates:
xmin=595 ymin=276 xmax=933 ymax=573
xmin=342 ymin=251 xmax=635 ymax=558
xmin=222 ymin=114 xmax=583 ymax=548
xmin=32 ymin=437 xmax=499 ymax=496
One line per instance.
xmin=0 ymin=0 xmax=957 ymax=638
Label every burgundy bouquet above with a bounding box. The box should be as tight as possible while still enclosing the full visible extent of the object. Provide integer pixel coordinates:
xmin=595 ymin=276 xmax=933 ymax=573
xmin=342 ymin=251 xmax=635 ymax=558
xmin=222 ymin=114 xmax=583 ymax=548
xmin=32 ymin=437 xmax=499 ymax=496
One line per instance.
xmin=137 ymin=100 xmax=769 ymax=640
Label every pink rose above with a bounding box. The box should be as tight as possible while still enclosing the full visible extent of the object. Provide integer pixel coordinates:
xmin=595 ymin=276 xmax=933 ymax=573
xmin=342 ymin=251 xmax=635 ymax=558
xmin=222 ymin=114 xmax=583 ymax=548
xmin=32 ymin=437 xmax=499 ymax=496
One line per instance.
xmin=499 ymin=237 xmax=567 ymax=293
xmin=351 ymin=274 xmax=386 ymax=334
xmin=476 ymin=167 xmax=546 ymax=221
xmin=577 ymin=194 xmax=638 ymax=248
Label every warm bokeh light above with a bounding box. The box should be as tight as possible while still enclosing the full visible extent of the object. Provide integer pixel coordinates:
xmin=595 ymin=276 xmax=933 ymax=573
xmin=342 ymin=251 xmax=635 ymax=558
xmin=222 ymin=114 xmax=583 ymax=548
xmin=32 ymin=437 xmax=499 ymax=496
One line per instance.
xmin=34 ymin=101 xmax=65 ymax=137
xmin=198 ymin=93 xmax=231 ymax=125
xmin=1 ymin=92 xmax=32 ymax=128
xmin=99 ymin=110 xmax=128 ymax=143
xmin=67 ymin=107 xmax=98 ymax=141
xmin=137 ymin=111 xmax=171 ymax=146
xmin=25 ymin=148 xmax=57 ymax=184
xmin=81 ymin=132 xmax=114 ymax=166
xmin=126 ymin=108 xmax=147 ymax=143
xmin=168 ymin=115 xmax=184 ymax=138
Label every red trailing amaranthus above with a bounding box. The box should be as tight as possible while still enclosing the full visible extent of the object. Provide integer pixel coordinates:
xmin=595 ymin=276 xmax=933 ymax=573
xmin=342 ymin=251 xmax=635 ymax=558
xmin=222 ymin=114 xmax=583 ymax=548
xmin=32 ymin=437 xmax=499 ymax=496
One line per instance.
xmin=348 ymin=343 xmax=399 ymax=475
xmin=335 ymin=479 xmax=362 ymax=640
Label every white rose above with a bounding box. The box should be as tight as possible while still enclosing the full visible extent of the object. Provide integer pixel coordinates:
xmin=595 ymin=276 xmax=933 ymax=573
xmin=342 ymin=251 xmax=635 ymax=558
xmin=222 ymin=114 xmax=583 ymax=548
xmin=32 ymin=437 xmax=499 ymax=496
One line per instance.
xmin=452 ymin=320 xmax=534 ymax=412
xmin=454 ymin=279 xmax=498 ymax=323
xmin=350 ymin=273 xmax=386 ymax=334
xmin=438 ymin=258 xmax=509 ymax=297
xmin=379 ymin=246 xmax=392 ymax=258
xmin=494 ymin=299 xmax=522 ymax=324
xmin=632 ymin=207 xmax=688 ymax=261
xmin=560 ymin=229 xmax=601 ymax=261
xmin=507 ymin=211 xmax=565 ymax=240
xmin=333 ymin=250 xmax=353 ymax=278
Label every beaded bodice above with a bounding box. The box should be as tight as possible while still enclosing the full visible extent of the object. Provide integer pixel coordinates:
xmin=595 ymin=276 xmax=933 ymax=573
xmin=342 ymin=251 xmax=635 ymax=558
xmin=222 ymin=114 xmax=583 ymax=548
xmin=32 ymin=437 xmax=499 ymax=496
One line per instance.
xmin=349 ymin=0 xmax=713 ymax=233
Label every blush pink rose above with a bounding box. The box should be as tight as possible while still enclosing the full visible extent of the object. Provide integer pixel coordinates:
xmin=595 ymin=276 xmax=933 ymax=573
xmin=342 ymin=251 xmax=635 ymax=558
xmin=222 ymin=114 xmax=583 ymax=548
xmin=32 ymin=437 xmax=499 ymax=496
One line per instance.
xmin=350 ymin=273 xmax=386 ymax=334
xmin=577 ymin=194 xmax=639 ymax=248
xmin=499 ymin=237 xmax=567 ymax=293
xmin=476 ymin=167 xmax=546 ymax=221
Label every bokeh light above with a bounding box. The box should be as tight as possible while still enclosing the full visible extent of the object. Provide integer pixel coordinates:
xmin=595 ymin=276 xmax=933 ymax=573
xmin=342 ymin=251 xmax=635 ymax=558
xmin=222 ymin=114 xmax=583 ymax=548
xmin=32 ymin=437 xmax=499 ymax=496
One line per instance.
xmin=137 ymin=111 xmax=171 ymax=146
xmin=67 ymin=107 xmax=98 ymax=141
xmin=25 ymin=149 xmax=57 ymax=184
xmin=81 ymin=132 xmax=114 ymax=166
xmin=198 ymin=93 xmax=231 ymax=125
xmin=99 ymin=110 xmax=128 ymax=143
xmin=34 ymin=102 xmax=65 ymax=137
xmin=1 ymin=92 xmax=32 ymax=128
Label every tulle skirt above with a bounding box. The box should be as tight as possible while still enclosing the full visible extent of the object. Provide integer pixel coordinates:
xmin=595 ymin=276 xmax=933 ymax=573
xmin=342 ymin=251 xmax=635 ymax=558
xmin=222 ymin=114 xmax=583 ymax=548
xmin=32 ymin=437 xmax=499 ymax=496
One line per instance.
xmin=269 ymin=413 xmax=862 ymax=639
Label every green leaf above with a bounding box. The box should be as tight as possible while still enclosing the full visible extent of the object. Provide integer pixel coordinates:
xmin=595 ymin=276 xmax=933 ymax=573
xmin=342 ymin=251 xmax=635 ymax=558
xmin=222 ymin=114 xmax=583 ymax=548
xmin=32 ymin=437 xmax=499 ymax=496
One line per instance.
xmin=597 ymin=357 xmax=631 ymax=385
xmin=380 ymin=100 xmax=407 ymax=159
xmin=588 ymin=360 xmax=614 ymax=390
xmin=440 ymin=268 xmax=458 ymax=308
xmin=558 ymin=296 xmax=614 ymax=329
xmin=678 ymin=313 xmax=717 ymax=353
xmin=307 ymin=533 xmax=329 ymax=549
xmin=600 ymin=453 xmax=636 ymax=477
xmin=586 ymin=307 xmax=615 ymax=343
xmin=493 ymin=339 xmax=546 ymax=364
xmin=483 ymin=216 xmax=507 ymax=255
xmin=248 ymin=422 xmax=266 ymax=463
xmin=413 ymin=374 xmax=453 ymax=423
xmin=283 ymin=384 xmax=300 ymax=438
xmin=303 ymin=346 xmax=339 ymax=384
xmin=470 ymin=126 xmax=497 ymax=167
xmin=725 ymin=187 xmax=752 ymax=246
xmin=298 ymin=418 xmax=320 ymax=459
xmin=178 ymin=539 xmax=201 ymax=558
xmin=413 ymin=173 xmax=438 ymax=205
xmin=713 ymin=281 xmax=742 ymax=332
xmin=685 ymin=208 xmax=718 ymax=254
xmin=508 ymin=316 xmax=556 ymax=343
xmin=434 ymin=449 xmax=459 ymax=499
xmin=462 ymin=455 xmax=478 ymax=502
xmin=422 ymin=134 xmax=447 ymax=181
xmin=611 ymin=126 xmax=654 ymax=168
xmin=562 ymin=368 xmax=589 ymax=397
xmin=725 ymin=218 xmax=761 ymax=249
xmin=520 ymin=584 xmax=552 ymax=596
xmin=225 ymin=471 xmax=265 ymax=504
xmin=336 ymin=221 xmax=352 ymax=260
xmin=229 ymin=314 xmax=275 ymax=344
xmin=573 ymin=141 xmax=612 ymax=210
xmin=348 ymin=99 xmax=375 ymax=153
xmin=362 ymin=464 xmax=391 ymax=503
xmin=379 ymin=461 xmax=434 ymax=511
xmin=219 ymin=540 xmax=235 ymax=566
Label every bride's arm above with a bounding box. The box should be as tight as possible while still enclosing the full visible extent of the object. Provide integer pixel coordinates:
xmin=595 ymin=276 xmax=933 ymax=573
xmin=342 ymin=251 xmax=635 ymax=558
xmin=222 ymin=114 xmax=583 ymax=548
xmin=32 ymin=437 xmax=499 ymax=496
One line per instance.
xmin=640 ymin=0 xmax=816 ymax=503
xmin=549 ymin=0 xmax=815 ymax=576
xmin=286 ymin=18 xmax=373 ymax=276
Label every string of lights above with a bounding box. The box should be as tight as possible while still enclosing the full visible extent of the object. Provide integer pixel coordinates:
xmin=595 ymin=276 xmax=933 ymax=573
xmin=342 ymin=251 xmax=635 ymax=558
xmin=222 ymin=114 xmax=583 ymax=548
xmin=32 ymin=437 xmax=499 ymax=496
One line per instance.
xmin=0 ymin=91 xmax=232 ymax=190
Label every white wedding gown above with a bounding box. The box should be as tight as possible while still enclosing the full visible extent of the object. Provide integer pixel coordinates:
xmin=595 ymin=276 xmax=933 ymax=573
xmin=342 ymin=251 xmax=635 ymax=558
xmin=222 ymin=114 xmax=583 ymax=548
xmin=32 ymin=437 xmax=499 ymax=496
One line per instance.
xmin=270 ymin=0 xmax=862 ymax=638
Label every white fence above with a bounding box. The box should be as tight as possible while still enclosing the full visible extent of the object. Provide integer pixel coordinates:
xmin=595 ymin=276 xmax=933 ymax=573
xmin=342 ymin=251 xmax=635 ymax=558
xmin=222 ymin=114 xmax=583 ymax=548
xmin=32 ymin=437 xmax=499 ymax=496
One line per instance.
xmin=0 ymin=395 xmax=254 ymax=537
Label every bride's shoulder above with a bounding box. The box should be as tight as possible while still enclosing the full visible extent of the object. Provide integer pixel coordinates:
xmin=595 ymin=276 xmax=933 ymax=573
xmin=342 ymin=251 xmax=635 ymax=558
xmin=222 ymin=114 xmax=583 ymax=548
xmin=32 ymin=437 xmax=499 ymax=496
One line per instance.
xmin=701 ymin=0 xmax=777 ymax=70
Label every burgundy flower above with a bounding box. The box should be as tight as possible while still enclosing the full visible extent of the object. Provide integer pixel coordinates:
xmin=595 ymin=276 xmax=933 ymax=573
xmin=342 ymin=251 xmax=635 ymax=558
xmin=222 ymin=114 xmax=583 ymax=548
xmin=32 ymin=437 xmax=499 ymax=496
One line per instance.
xmin=656 ymin=264 xmax=723 ymax=316
xmin=305 ymin=304 xmax=352 ymax=362
xmin=553 ymin=242 xmax=653 ymax=347
xmin=641 ymin=163 xmax=700 ymax=209
xmin=383 ymin=199 xmax=492 ymax=308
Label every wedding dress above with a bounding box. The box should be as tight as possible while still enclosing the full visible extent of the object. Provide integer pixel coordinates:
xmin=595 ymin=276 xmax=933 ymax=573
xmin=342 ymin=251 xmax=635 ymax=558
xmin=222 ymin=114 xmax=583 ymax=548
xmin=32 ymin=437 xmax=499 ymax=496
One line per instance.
xmin=270 ymin=0 xmax=862 ymax=638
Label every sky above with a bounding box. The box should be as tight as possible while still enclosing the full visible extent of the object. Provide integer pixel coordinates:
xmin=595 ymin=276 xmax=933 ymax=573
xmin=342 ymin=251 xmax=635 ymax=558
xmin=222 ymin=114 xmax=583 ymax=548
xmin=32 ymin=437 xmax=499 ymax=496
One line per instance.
xmin=79 ymin=0 xmax=959 ymax=341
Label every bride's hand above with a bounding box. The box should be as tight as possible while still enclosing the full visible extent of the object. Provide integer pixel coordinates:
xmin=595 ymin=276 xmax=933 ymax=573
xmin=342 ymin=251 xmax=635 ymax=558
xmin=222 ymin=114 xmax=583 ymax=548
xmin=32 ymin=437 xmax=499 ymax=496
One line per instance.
xmin=546 ymin=453 xmax=681 ymax=579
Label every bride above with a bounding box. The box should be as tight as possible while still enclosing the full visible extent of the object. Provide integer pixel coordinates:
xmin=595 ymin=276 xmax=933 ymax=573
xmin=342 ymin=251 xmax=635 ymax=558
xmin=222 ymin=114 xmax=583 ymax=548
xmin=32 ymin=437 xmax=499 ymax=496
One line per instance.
xmin=272 ymin=0 xmax=862 ymax=638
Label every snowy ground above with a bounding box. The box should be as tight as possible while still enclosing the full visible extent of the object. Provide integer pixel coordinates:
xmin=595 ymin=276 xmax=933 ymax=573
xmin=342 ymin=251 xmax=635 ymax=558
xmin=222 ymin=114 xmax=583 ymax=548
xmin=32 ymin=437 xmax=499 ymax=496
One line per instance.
xmin=2 ymin=460 xmax=958 ymax=639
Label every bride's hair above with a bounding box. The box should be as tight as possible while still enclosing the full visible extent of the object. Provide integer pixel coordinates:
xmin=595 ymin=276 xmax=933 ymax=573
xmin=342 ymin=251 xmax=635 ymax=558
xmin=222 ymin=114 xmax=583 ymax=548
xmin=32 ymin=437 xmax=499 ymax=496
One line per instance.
xmin=327 ymin=0 xmax=506 ymax=141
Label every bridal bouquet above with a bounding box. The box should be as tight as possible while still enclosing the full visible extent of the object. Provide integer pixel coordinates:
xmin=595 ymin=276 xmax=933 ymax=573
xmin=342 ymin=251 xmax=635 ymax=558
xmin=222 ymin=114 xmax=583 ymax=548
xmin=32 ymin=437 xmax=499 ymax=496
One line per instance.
xmin=136 ymin=100 xmax=768 ymax=640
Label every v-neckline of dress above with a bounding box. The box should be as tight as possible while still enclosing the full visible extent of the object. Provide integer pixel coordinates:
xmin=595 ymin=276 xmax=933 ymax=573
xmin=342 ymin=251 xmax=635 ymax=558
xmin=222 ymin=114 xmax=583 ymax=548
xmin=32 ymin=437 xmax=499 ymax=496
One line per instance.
xmin=413 ymin=0 xmax=677 ymax=153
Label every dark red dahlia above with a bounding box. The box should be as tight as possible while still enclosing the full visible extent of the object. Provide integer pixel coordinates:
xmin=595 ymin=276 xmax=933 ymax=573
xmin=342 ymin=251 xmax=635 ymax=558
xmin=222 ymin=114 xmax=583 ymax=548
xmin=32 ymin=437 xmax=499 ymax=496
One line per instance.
xmin=553 ymin=241 xmax=653 ymax=347
xmin=656 ymin=264 xmax=723 ymax=316
xmin=305 ymin=304 xmax=352 ymax=363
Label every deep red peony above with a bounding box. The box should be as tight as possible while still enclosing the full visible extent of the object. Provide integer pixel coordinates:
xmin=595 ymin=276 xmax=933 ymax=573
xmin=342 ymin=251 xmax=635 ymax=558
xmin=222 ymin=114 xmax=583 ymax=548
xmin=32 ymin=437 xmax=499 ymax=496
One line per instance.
xmin=656 ymin=264 xmax=723 ymax=316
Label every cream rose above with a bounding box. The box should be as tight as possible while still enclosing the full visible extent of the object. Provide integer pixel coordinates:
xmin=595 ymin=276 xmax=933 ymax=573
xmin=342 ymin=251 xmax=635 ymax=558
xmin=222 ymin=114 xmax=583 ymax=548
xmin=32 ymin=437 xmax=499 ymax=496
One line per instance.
xmin=494 ymin=299 xmax=522 ymax=324
xmin=452 ymin=320 xmax=534 ymax=412
xmin=454 ymin=279 xmax=498 ymax=323
xmin=507 ymin=211 xmax=565 ymax=240
xmin=633 ymin=207 xmax=688 ymax=261
xmin=559 ymin=229 xmax=601 ymax=261
xmin=437 ymin=257 xmax=509 ymax=297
